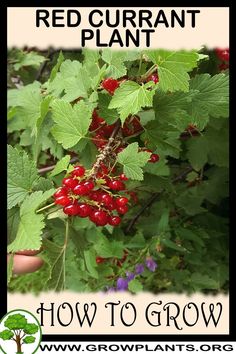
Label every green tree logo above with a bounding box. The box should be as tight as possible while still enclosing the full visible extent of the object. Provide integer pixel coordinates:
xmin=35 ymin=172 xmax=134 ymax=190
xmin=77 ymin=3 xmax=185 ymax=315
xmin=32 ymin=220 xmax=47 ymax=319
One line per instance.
xmin=0 ymin=310 xmax=42 ymax=354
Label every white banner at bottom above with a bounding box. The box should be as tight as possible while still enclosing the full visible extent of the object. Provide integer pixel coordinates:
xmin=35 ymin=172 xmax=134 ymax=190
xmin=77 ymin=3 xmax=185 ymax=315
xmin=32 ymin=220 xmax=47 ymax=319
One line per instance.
xmin=38 ymin=341 xmax=235 ymax=353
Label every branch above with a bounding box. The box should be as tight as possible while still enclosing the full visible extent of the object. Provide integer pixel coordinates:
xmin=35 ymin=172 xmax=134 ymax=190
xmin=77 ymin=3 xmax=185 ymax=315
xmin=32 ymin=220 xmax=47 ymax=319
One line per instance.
xmin=91 ymin=120 xmax=121 ymax=176
xmin=125 ymin=166 xmax=193 ymax=234
xmin=38 ymin=156 xmax=79 ymax=174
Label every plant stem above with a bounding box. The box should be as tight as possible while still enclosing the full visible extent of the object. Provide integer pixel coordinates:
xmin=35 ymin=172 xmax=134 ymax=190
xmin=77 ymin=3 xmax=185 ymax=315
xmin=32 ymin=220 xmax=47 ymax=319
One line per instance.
xmin=36 ymin=202 xmax=55 ymax=214
xmin=141 ymin=64 xmax=157 ymax=80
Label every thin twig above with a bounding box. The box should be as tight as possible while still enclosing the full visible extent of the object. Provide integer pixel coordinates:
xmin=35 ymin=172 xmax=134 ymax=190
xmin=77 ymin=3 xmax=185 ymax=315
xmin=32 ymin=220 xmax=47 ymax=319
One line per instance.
xmin=35 ymin=48 xmax=58 ymax=81
xmin=125 ymin=166 xmax=193 ymax=234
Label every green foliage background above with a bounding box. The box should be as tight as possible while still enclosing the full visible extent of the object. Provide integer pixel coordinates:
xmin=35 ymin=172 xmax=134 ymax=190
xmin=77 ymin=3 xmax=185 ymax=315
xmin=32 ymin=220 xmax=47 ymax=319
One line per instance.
xmin=7 ymin=47 xmax=229 ymax=294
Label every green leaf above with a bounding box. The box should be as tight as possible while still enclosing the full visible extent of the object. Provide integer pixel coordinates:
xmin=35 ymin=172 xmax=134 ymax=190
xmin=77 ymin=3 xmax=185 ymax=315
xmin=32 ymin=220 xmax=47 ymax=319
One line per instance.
xmin=138 ymin=110 xmax=155 ymax=126
xmin=94 ymin=237 xmax=124 ymax=258
xmin=8 ymin=190 xmax=54 ymax=252
xmin=188 ymin=74 xmax=229 ymax=128
xmin=98 ymin=93 xmax=119 ymax=125
xmin=23 ymin=335 xmax=36 ymax=344
xmin=50 ymin=155 xmax=71 ymax=177
xmin=8 ymin=82 xmax=42 ymax=128
xmin=13 ymin=51 xmax=46 ymax=70
xmin=83 ymin=48 xmax=100 ymax=64
xmin=43 ymin=238 xmax=66 ymax=291
xmin=102 ymin=49 xmax=127 ymax=79
xmin=191 ymin=272 xmax=219 ymax=290
xmin=175 ymin=187 xmax=206 ymax=216
xmin=126 ymin=231 xmax=146 ymax=249
xmin=145 ymin=50 xmax=199 ymax=92
xmin=157 ymin=209 xmax=169 ymax=233
xmin=161 ymin=238 xmax=187 ymax=252
xmin=84 ymin=249 xmax=98 ymax=279
xmin=49 ymin=51 xmax=64 ymax=82
xmin=24 ymin=323 xmax=39 ymax=334
xmin=186 ymin=121 xmax=229 ymax=169
xmin=7 ymin=145 xmax=39 ymax=209
xmin=109 ymin=81 xmax=157 ymax=124
xmin=0 ymin=329 xmax=14 ymax=340
xmin=117 ymin=142 xmax=150 ymax=181
xmin=7 ymin=254 xmax=14 ymax=284
xmin=7 ymin=207 xmax=20 ymax=244
xmin=51 ymin=99 xmax=92 ymax=149
xmin=128 ymin=279 xmax=143 ymax=293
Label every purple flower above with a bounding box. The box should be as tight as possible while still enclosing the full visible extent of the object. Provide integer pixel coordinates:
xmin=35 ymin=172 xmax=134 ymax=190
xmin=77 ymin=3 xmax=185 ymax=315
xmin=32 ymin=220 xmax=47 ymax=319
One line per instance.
xmin=135 ymin=263 xmax=145 ymax=274
xmin=145 ymin=257 xmax=158 ymax=272
xmin=116 ymin=277 xmax=129 ymax=291
xmin=126 ymin=271 xmax=135 ymax=281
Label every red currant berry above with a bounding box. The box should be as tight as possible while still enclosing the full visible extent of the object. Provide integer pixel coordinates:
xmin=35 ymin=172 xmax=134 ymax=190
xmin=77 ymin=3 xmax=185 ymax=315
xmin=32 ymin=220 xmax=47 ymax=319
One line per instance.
xmin=96 ymin=256 xmax=105 ymax=264
xmin=83 ymin=181 xmax=95 ymax=191
xmin=99 ymin=193 xmax=113 ymax=206
xmin=89 ymin=210 xmax=108 ymax=226
xmin=54 ymin=187 xmax=69 ymax=198
xmin=147 ymin=73 xmax=159 ymax=84
xmin=119 ymin=173 xmax=128 ymax=181
xmin=116 ymin=197 xmax=129 ymax=207
xmin=89 ymin=191 xmax=101 ymax=201
xmin=108 ymin=180 xmax=125 ymax=191
xmin=106 ymin=200 xmax=116 ymax=211
xmin=102 ymin=78 xmax=120 ymax=94
xmin=149 ymin=153 xmax=160 ymax=163
xmin=116 ymin=204 xmax=129 ymax=214
xmin=219 ymin=63 xmax=229 ymax=71
xmin=108 ymin=216 xmax=121 ymax=226
xmin=71 ymin=165 xmax=85 ymax=177
xmin=73 ymin=183 xmax=89 ymax=195
xmin=63 ymin=203 xmax=79 ymax=216
xmin=215 ymin=48 xmax=229 ymax=62
xmin=62 ymin=177 xmax=78 ymax=189
xmin=54 ymin=195 xmax=72 ymax=206
xmin=77 ymin=203 xmax=93 ymax=217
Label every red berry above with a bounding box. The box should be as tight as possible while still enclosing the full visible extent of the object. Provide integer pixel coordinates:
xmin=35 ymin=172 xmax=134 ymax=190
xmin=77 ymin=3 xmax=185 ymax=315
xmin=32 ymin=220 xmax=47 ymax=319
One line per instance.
xmin=83 ymin=181 xmax=95 ymax=191
xmin=71 ymin=165 xmax=85 ymax=177
xmin=99 ymin=163 xmax=109 ymax=175
xmin=62 ymin=177 xmax=78 ymax=189
xmin=89 ymin=210 xmax=108 ymax=226
xmin=119 ymin=173 xmax=128 ymax=181
xmin=116 ymin=205 xmax=128 ymax=214
xmin=96 ymin=256 xmax=105 ymax=264
xmin=116 ymin=197 xmax=129 ymax=207
xmin=108 ymin=216 xmax=121 ymax=226
xmin=54 ymin=187 xmax=69 ymax=198
xmin=147 ymin=73 xmax=159 ymax=84
xmin=63 ymin=203 xmax=79 ymax=216
xmin=108 ymin=180 xmax=125 ymax=191
xmin=54 ymin=195 xmax=72 ymax=206
xmin=77 ymin=203 xmax=92 ymax=217
xmin=106 ymin=200 xmax=116 ymax=211
xmin=149 ymin=153 xmax=160 ymax=163
xmin=73 ymin=183 xmax=89 ymax=195
xmin=99 ymin=193 xmax=113 ymax=206
xmin=128 ymin=191 xmax=138 ymax=204
xmin=215 ymin=48 xmax=229 ymax=62
xmin=219 ymin=63 xmax=229 ymax=71
xmin=89 ymin=191 xmax=101 ymax=201
xmin=102 ymin=78 xmax=120 ymax=94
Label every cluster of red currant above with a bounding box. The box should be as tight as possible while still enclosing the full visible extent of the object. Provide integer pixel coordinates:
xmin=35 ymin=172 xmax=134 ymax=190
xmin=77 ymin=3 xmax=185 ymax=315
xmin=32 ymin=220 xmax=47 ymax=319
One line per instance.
xmin=54 ymin=164 xmax=130 ymax=226
xmin=215 ymin=48 xmax=229 ymax=71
